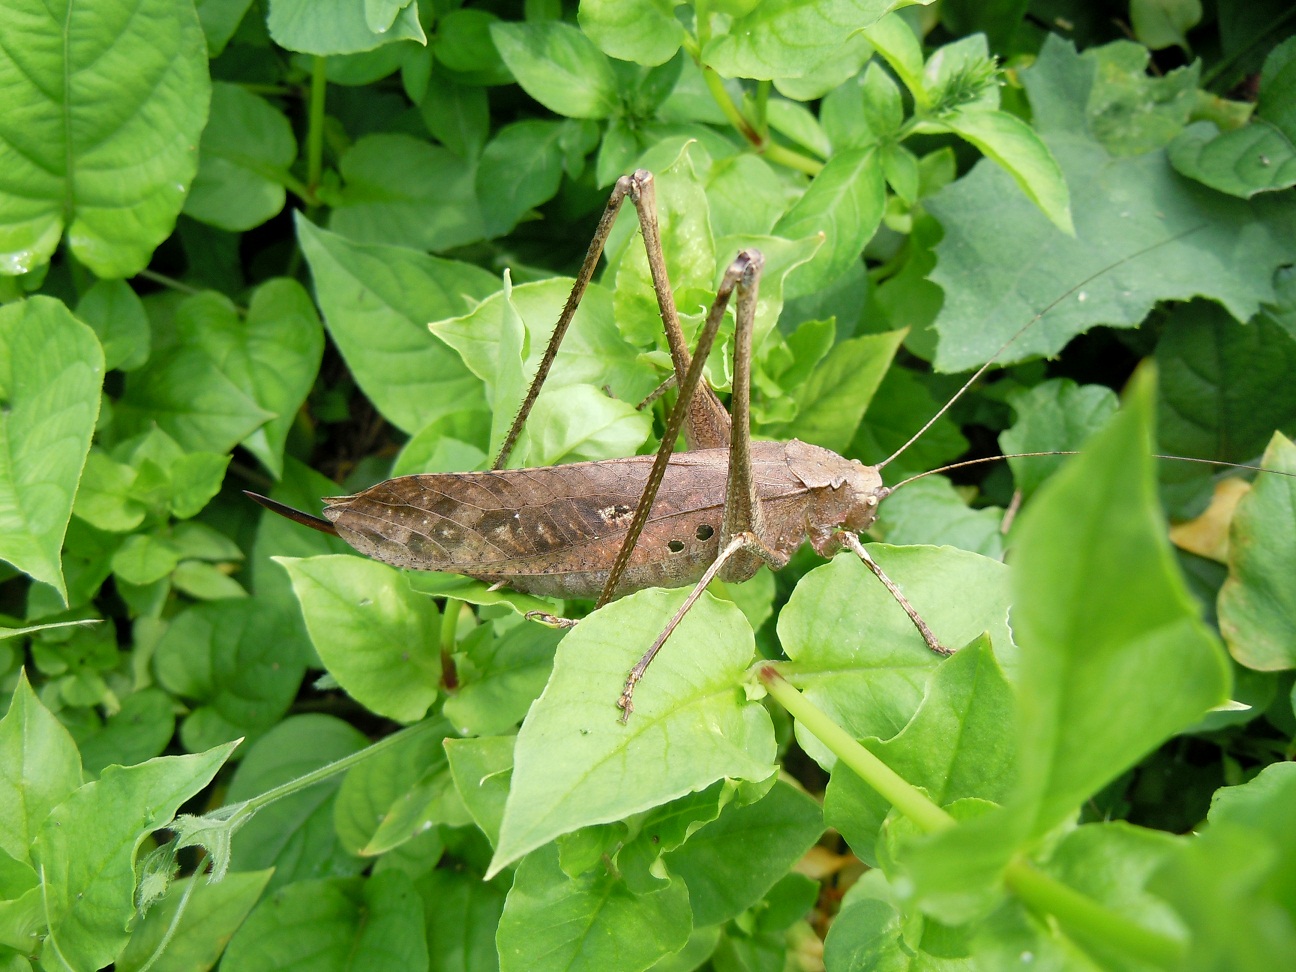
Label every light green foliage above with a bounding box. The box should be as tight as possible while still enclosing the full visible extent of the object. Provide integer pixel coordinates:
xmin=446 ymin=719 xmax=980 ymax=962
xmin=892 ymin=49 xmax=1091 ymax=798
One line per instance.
xmin=1 ymin=4 xmax=1293 ymax=971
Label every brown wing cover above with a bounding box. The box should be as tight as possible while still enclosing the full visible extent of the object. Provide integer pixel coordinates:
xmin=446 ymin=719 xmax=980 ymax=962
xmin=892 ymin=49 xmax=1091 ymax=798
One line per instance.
xmin=322 ymin=443 xmax=812 ymax=598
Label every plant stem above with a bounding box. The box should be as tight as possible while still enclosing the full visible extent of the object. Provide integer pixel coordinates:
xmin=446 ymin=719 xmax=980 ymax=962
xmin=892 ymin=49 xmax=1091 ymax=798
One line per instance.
xmin=762 ymin=665 xmax=1187 ymax=971
xmin=1004 ymin=858 xmax=1185 ymax=969
xmin=700 ymin=68 xmax=824 ymax=177
xmin=305 ymin=56 xmax=328 ymax=201
xmin=758 ymin=666 xmax=953 ymax=833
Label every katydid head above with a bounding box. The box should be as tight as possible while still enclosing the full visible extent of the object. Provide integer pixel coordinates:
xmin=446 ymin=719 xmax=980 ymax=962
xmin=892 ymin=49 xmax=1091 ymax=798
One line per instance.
xmin=784 ymin=439 xmax=890 ymax=555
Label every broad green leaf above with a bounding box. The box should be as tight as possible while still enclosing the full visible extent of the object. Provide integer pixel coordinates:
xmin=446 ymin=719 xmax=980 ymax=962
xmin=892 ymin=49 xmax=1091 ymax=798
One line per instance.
xmin=1000 ymin=378 xmax=1119 ymax=497
xmin=1169 ymin=120 xmax=1296 ymax=198
xmin=928 ymin=36 xmax=1296 ymax=372
xmin=774 ymin=145 xmax=886 ymax=297
xmin=778 ymin=547 xmax=1014 ymax=759
xmin=197 ymin=0 xmax=257 ymax=56
xmin=666 ymin=781 xmax=823 ymax=926
xmin=766 ymin=329 xmax=905 ymax=454
xmin=876 ymin=477 xmax=1005 ymax=558
xmin=172 ymin=560 xmax=248 ymax=600
xmin=225 ymin=715 xmax=368 ymax=888
xmin=75 ymin=280 xmax=150 ymax=372
xmin=766 ymin=99 xmax=831 ymax=159
xmin=153 ymin=599 xmax=309 ymax=752
xmin=222 ymin=872 xmax=428 ymax=972
xmin=412 ymin=869 xmax=506 ymax=968
xmin=0 ymin=298 xmax=104 ymax=601
xmin=118 ymin=293 xmax=275 ymax=456
xmin=445 ymin=735 xmax=516 ymax=846
xmin=432 ymin=8 xmax=510 ymax=83
xmin=825 ymin=637 xmax=1016 ymax=866
xmin=862 ymin=12 xmax=926 ymax=106
xmin=1218 ymin=434 xmax=1296 ymax=671
xmin=267 ymin=0 xmax=425 ymax=55
xmin=277 ymin=555 xmax=441 ymax=723
xmin=488 ymin=589 xmax=776 ymax=877
xmin=518 ymin=385 xmax=651 ymax=468
xmin=1007 ymin=370 xmax=1227 ymax=844
xmin=476 ymin=120 xmax=566 ymax=239
xmin=431 ymin=277 xmax=657 ymax=413
xmin=497 ymin=845 xmax=690 ymax=972
xmin=31 ymin=743 xmax=236 ymax=972
xmin=705 ymin=155 xmax=787 ymax=238
xmin=185 ymin=82 xmax=297 ymax=232
xmin=701 ymin=0 xmax=898 ymax=81
xmin=111 ymin=533 xmax=179 ymax=586
xmin=1149 ymin=763 xmax=1296 ymax=971
xmin=419 ymin=71 xmax=489 ymax=161
xmin=1131 ymin=0 xmax=1202 ymax=51
xmin=930 ymin=109 xmax=1073 ymax=235
xmin=333 ymin=719 xmax=453 ymax=855
xmin=0 ymin=672 xmax=82 ymax=864
xmin=115 ymin=870 xmax=274 ymax=972
xmin=73 ymin=687 xmax=175 ymax=778
xmin=0 ymin=0 xmax=210 ymax=277
xmin=486 ymin=271 xmax=528 ymax=464
xmin=490 ymin=21 xmax=619 ymax=119
xmin=579 ymin=0 xmax=685 ymax=66
xmin=231 ymin=279 xmax=325 ymax=478
xmin=1155 ymin=301 xmax=1296 ymax=513
xmin=852 ymin=365 xmax=969 ymax=476
xmin=330 ymin=133 xmax=486 ymax=251
xmin=773 ymin=29 xmax=875 ymax=101
xmin=296 ymin=217 xmax=497 ymax=434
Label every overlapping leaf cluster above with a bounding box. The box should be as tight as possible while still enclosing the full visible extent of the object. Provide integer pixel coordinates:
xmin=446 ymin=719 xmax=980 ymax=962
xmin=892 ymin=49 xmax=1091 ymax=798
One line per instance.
xmin=1 ymin=1 xmax=1295 ymax=970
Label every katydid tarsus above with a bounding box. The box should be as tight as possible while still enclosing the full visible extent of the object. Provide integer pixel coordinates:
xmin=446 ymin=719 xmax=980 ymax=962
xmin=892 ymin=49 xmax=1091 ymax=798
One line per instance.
xmin=249 ymin=169 xmax=1280 ymax=719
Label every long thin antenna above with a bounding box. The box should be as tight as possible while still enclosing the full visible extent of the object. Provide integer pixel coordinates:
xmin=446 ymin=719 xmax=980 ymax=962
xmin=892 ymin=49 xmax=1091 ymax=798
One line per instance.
xmin=876 ymin=227 xmax=1205 ymax=471
xmin=886 ymin=451 xmax=1296 ymax=493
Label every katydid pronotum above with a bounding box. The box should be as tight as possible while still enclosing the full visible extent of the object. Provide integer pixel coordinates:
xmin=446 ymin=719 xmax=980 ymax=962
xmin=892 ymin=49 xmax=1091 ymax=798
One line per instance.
xmin=249 ymin=169 xmax=1274 ymax=719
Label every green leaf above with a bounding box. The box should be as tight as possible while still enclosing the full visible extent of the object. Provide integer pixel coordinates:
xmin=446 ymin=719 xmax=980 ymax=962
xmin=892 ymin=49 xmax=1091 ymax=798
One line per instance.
xmin=222 ymin=871 xmax=428 ymax=971
xmin=153 ymin=599 xmax=309 ymax=752
xmin=520 ymin=385 xmax=651 ymax=467
xmin=777 ymin=548 xmax=1013 ymax=760
xmin=0 ymin=298 xmax=104 ymax=601
xmin=490 ymin=21 xmax=619 ymax=119
xmin=488 ymin=589 xmax=776 ymax=877
xmin=267 ymin=0 xmax=425 ymax=55
xmin=172 ymin=560 xmax=248 ymax=600
xmin=111 ymin=533 xmax=180 ymax=586
xmin=0 ymin=671 xmax=83 ymax=864
xmin=115 ymin=870 xmax=274 ymax=972
xmin=1155 ymin=301 xmax=1296 ymax=513
xmin=1218 ymin=434 xmax=1296 ymax=671
xmin=666 ymin=781 xmax=823 ymax=926
xmin=118 ymin=293 xmax=276 ymax=451
xmin=476 ymin=120 xmax=567 ymax=238
xmin=876 ymin=477 xmax=1005 ymax=558
xmin=76 ymin=280 xmax=150 ymax=372
xmin=419 ymin=71 xmax=489 ymax=160
xmin=825 ymin=637 xmax=1016 ymax=866
xmin=31 ymin=743 xmax=236 ymax=971
xmin=224 ymin=715 xmax=368 ymax=888
xmin=0 ymin=0 xmax=210 ymax=277
xmin=296 ymin=217 xmax=497 ymax=434
xmin=1000 ymin=378 xmax=1120 ymax=497
xmin=432 ymin=8 xmax=510 ymax=82
xmin=774 ymin=145 xmax=886 ymax=297
xmin=185 ymin=82 xmax=297 ymax=232
xmin=1170 ymin=117 xmax=1296 ymax=199
xmin=1149 ymin=762 xmax=1296 ymax=970
xmin=431 ymin=276 xmax=657 ymax=423
xmin=766 ymin=329 xmax=905 ymax=454
xmin=862 ymin=12 xmax=926 ymax=106
xmin=1130 ymin=0 xmax=1202 ymax=51
xmin=330 ymin=133 xmax=486 ymax=251
xmin=702 ymin=0 xmax=897 ymax=81
xmin=445 ymin=735 xmax=515 ymax=846
xmin=412 ymin=868 xmax=506 ymax=970
xmin=579 ymin=0 xmax=685 ymax=66
xmin=497 ymin=844 xmax=690 ymax=972
xmin=1010 ymin=368 xmax=1229 ymax=837
xmin=74 ymin=687 xmax=175 ymax=778
xmin=931 ymin=109 xmax=1074 ymax=235
xmin=277 ymin=555 xmax=442 ymax=723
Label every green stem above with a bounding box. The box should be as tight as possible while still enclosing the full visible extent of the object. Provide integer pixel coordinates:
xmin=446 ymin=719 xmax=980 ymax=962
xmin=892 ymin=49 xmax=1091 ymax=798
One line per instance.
xmin=440 ymin=598 xmax=461 ymax=653
xmin=763 ymin=141 xmax=824 ymax=176
xmin=758 ymin=666 xmax=953 ymax=833
xmin=305 ymin=56 xmax=328 ymax=202
xmin=762 ymin=666 xmax=1187 ymax=971
xmin=1004 ymin=858 xmax=1185 ymax=969
xmin=700 ymin=69 xmax=824 ymax=176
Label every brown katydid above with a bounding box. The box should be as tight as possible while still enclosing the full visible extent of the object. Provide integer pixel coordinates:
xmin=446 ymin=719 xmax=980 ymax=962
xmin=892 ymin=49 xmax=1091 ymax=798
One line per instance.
xmin=248 ymin=169 xmax=1268 ymax=719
